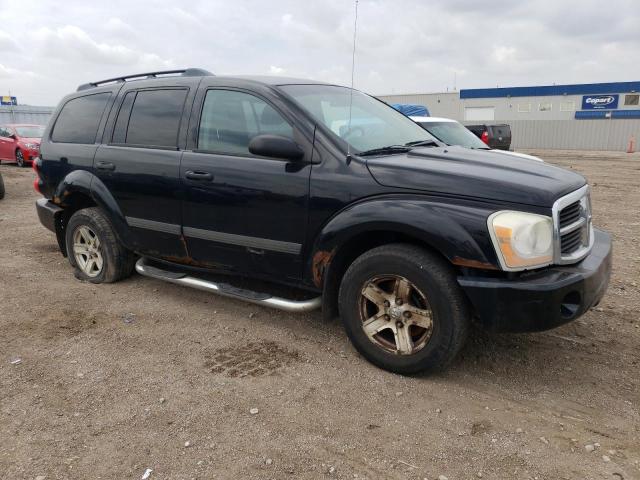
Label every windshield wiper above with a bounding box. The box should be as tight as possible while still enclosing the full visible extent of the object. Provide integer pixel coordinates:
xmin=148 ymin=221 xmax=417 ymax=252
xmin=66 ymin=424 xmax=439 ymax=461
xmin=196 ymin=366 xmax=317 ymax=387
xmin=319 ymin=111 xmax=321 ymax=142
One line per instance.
xmin=357 ymin=145 xmax=412 ymax=156
xmin=404 ymin=139 xmax=440 ymax=147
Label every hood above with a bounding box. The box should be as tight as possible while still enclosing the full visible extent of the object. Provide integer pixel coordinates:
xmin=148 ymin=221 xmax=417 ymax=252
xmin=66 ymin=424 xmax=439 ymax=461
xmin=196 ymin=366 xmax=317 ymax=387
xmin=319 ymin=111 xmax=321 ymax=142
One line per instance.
xmin=365 ymin=146 xmax=585 ymax=207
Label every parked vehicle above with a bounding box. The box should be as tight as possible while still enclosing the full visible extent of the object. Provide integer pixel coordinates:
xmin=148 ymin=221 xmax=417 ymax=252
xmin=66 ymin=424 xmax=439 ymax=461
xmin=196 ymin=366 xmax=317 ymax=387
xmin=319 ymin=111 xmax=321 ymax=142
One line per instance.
xmin=0 ymin=171 xmax=4 ymax=199
xmin=0 ymin=124 xmax=44 ymax=167
xmin=34 ymin=68 xmax=611 ymax=374
xmin=411 ymin=116 xmax=542 ymax=162
xmin=466 ymin=123 xmax=511 ymax=150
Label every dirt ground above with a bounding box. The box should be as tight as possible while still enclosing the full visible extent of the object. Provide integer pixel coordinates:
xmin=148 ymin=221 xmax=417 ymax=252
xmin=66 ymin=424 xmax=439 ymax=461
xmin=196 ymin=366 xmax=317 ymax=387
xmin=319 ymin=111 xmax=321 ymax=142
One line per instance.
xmin=1 ymin=150 xmax=639 ymax=480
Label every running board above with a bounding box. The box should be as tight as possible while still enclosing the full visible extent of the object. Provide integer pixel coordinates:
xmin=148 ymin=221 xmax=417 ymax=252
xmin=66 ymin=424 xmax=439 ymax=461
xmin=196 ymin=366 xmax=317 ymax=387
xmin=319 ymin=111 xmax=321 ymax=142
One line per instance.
xmin=135 ymin=258 xmax=321 ymax=313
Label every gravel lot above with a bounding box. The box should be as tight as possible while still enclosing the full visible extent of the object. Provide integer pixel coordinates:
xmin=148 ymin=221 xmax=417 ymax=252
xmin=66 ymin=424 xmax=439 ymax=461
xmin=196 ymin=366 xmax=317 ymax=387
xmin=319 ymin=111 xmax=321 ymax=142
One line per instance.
xmin=1 ymin=151 xmax=639 ymax=480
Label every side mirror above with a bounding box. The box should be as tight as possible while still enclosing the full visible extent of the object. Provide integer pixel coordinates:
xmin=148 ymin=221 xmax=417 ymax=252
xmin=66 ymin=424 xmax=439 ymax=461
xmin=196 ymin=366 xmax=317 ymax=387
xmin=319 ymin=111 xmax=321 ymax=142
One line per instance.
xmin=9 ymin=134 xmax=16 ymax=140
xmin=248 ymin=134 xmax=305 ymax=161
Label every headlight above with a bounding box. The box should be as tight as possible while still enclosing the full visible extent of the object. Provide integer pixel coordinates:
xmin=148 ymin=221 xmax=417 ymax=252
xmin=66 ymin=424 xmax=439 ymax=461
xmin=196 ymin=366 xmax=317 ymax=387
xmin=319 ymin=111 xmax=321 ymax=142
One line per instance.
xmin=488 ymin=211 xmax=553 ymax=271
xmin=24 ymin=143 xmax=39 ymax=150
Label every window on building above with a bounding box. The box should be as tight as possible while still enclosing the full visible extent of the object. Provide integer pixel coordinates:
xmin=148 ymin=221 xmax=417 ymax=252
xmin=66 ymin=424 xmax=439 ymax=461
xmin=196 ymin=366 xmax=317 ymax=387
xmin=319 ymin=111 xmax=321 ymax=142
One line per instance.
xmin=51 ymin=93 xmax=111 ymax=144
xmin=121 ymin=89 xmax=188 ymax=148
xmin=198 ymin=89 xmax=294 ymax=155
xmin=517 ymin=103 xmax=531 ymax=113
xmin=560 ymin=101 xmax=575 ymax=112
xmin=539 ymin=102 xmax=553 ymax=112
xmin=625 ymin=94 xmax=639 ymax=106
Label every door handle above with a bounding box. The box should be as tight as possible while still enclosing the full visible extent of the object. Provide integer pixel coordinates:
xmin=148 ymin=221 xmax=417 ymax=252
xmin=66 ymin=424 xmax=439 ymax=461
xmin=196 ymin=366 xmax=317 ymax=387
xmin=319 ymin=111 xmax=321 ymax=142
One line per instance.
xmin=185 ymin=170 xmax=213 ymax=181
xmin=96 ymin=161 xmax=115 ymax=171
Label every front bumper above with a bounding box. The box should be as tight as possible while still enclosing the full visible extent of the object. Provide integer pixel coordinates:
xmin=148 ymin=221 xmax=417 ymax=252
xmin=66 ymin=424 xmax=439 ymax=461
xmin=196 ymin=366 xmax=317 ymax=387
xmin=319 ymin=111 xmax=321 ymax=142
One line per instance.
xmin=458 ymin=228 xmax=612 ymax=332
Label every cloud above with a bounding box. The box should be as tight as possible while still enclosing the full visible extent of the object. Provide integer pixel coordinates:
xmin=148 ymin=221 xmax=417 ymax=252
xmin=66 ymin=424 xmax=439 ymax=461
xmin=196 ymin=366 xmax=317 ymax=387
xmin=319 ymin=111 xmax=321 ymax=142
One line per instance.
xmin=33 ymin=25 xmax=172 ymax=68
xmin=0 ymin=0 xmax=637 ymax=105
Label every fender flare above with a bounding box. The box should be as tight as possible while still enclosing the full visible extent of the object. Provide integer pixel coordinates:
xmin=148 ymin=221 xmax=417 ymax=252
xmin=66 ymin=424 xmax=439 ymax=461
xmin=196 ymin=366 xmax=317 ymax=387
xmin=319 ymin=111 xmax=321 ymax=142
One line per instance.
xmin=53 ymin=170 xmax=135 ymax=249
xmin=305 ymin=195 xmax=500 ymax=288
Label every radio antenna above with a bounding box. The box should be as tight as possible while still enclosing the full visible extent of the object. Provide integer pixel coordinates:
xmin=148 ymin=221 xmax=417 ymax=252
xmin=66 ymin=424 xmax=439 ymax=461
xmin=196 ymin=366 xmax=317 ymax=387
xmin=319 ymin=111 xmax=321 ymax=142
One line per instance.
xmin=346 ymin=0 xmax=359 ymax=163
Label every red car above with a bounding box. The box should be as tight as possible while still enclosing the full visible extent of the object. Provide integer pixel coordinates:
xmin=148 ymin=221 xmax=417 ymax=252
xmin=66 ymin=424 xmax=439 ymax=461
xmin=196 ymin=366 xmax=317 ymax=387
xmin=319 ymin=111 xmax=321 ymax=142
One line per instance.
xmin=0 ymin=123 xmax=45 ymax=167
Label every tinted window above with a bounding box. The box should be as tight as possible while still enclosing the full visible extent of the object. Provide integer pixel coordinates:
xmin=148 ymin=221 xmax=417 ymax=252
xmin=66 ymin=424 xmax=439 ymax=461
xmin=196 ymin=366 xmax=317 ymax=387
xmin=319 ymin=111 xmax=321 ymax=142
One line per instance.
xmin=0 ymin=127 xmax=10 ymax=138
xmin=198 ymin=89 xmax=293 ymax=155
xmin=124 ymin=89 xmax=187 ymax=148
xmin=112 ymin=91 xmax=136 ymax=144
xmin=51 ymin=93 xmax=111 ymax=144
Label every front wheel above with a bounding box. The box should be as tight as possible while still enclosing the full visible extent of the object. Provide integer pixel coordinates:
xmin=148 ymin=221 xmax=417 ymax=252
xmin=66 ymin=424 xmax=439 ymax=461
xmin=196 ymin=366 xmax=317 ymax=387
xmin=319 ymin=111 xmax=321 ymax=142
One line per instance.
xmin=65 ymin=207 xmax=135 ymax=283
xmin=15 ymin=149 xmax=26 ymax=167
xmin=338 ymin=244 xmax=470 ymax=375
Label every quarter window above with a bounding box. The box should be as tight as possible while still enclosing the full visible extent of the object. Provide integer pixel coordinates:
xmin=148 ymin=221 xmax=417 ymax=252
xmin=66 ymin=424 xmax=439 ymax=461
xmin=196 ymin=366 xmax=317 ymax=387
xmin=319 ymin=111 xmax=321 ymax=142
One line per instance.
xmin=51 ymin=93 xmax=111 ymax=144
xmin=198 ymin=90 xmax=293 ymax=155
xmin=118 ymin=89 xmax=188 ymax=148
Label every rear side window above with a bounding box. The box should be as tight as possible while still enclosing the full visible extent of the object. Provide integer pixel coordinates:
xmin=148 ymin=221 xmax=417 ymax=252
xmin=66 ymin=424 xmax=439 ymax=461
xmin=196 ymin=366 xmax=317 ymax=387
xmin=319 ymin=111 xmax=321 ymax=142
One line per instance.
xmin=113 ymin=89 xmax=187 ymax=148
xmin=51 ymin=93 xmax=111 ymax=144
xmin=198 ymin=89 xmax=293 ymax=155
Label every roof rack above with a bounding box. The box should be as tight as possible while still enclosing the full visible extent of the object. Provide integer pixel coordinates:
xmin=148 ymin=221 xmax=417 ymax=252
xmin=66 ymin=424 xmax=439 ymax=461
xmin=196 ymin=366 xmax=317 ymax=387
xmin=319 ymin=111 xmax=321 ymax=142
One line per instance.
xmin=77 ymin=68 xmax=214 ymax=91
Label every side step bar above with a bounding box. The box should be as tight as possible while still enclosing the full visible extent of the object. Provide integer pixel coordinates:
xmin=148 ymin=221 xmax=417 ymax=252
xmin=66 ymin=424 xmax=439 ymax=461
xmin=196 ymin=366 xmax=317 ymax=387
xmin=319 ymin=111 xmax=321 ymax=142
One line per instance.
xmin=135 ymin=258 xmax=321 ymax=313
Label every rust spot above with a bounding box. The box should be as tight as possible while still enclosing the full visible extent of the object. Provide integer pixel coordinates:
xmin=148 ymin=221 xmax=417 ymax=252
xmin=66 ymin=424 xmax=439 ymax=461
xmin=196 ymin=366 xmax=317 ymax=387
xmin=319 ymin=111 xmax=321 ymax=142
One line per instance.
xmin=312 ymin=248 xmax=336 ymax=288
xmin=451 ymin=256 xmax=499 ymax=271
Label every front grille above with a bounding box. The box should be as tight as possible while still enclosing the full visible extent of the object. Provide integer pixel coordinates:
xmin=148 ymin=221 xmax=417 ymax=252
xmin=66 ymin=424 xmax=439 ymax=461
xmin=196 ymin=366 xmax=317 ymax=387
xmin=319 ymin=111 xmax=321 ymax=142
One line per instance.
xmin=554 ymin=186 xmax=592 ymax=264
xmin=559 ymin=201 xmax=581 ymax=228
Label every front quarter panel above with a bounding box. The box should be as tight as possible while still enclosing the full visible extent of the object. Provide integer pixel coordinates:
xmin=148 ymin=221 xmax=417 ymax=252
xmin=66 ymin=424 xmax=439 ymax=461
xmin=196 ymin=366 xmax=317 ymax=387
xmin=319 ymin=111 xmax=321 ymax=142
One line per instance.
xmin=305 ymin=194 xmax=504 ymax=287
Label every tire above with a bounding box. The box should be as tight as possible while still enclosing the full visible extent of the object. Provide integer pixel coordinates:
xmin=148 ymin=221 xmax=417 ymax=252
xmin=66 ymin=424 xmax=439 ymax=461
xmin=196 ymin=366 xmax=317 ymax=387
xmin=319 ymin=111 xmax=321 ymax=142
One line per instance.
xmin=338 ymin=244 xmax=470 ymax=375
xmin=15 ymin=149 xmax=25 ymax=168
xmin=65 ymin=207 xmax=135 ymax=284
xmin=0 ymin=173 xmax=4 ymax=199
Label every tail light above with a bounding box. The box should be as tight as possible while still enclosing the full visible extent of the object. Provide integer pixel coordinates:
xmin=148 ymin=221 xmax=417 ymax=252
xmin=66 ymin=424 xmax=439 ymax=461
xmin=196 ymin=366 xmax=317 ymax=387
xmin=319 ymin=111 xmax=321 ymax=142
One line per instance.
xmin=32 ymin=157 xmax=42 ymax=194
xmin=480 ymin=131 xmax=489 ymax=145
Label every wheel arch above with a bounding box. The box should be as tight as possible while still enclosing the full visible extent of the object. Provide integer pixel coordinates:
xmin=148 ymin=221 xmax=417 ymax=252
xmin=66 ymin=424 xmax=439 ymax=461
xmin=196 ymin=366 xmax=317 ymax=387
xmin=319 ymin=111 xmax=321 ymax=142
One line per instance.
xmin=306 ymin=196 xmax=500 ymax=320
xmin=51 ymin=170 xmax=133 ymax=254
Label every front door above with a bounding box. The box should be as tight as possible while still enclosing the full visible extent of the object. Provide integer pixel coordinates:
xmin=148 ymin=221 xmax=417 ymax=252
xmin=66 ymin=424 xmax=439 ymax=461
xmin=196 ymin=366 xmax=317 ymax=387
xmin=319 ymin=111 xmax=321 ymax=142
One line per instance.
xmin=181 ymin=88 xmax=312 ymax=280
xmin=94 ymin=86 xmax=193 ymax=258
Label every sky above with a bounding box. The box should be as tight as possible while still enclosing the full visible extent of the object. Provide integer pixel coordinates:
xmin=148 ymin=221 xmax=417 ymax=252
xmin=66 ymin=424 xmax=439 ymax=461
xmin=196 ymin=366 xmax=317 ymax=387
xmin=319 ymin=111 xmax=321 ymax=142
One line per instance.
xmin=0 ymin=0 xmax=639 ymax=106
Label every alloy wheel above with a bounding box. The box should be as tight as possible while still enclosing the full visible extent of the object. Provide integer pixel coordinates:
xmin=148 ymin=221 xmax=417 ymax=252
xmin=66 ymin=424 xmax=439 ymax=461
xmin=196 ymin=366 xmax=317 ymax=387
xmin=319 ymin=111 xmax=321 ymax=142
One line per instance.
xmin=72 ymin=226 xmax=104 ymax=278
xmin=359 ymin=275 xmax=434 ymax=355
xmin=16 ymin=150 xmax=24 ymax=167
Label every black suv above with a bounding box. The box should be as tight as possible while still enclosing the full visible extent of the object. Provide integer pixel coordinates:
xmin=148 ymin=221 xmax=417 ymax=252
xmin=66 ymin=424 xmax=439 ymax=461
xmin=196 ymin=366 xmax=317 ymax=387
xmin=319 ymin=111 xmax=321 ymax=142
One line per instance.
xmin=34 ymin=68 xmax=611 ymax=374
xmin=466 ymin=124 xmax=512 ymax=150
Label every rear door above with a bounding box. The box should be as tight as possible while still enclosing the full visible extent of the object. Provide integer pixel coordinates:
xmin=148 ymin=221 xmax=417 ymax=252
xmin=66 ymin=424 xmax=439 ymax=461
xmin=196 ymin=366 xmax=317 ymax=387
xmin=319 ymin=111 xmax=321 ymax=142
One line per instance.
xmin=180 ymin=86 xmax=313 ymax=280
xmin=94 ymin=81 xmax=197 ymax=258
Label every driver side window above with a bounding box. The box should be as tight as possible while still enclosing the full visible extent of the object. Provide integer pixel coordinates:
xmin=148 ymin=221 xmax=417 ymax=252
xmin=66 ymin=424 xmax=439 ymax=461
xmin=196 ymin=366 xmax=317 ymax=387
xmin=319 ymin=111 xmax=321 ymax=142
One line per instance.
xmin=197 ymin=90 xmax=293 ymax=156
xmin=0 ymin=127 xmax=10 ymax=138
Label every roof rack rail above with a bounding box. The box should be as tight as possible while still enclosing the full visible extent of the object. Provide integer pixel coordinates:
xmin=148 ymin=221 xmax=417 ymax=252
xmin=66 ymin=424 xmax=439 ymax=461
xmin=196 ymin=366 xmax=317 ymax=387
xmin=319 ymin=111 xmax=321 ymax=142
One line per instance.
xmin=77 ymin=68 xmax=214 ymax=91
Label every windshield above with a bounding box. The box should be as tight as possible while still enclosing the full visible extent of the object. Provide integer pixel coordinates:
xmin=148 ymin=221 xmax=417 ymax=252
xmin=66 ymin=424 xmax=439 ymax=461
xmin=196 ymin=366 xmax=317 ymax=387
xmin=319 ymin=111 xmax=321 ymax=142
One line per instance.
xmin=417 ymin=121 xmax=489 ymax=149
xmin=15 ymin=126 xmax=45 ymax=138
xmin=279 ymin=84 xmax=437 ymax=152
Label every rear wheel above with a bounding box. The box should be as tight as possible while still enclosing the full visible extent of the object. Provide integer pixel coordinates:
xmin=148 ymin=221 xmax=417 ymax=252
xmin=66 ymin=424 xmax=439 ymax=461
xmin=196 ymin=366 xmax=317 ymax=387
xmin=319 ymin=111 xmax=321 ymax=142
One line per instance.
xmin=65 ymin=208 xmax=135 ymax=283
xmin=338 ymin=244 xmax=470 ymax=374
xmin=15 ymin=149 xmax=25 ymax=167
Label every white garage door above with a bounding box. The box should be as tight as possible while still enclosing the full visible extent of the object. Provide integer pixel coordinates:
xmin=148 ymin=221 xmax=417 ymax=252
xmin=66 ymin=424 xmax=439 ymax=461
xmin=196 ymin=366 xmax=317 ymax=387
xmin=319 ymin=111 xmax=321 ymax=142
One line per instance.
xmin=464 ymin=107 xmax=495 ymax=121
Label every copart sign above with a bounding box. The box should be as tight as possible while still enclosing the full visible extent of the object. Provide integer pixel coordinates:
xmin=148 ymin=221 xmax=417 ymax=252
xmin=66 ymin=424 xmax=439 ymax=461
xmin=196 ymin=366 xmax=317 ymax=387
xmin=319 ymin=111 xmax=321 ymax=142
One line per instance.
xmin=582 ymin=94 xmax=619 ymax=110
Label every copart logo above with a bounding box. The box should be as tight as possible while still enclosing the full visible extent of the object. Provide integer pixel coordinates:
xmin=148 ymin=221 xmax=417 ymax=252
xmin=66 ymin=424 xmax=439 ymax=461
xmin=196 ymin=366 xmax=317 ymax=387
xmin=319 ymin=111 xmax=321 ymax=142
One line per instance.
xmin=586 ymin=96 xmax=615 ymax=106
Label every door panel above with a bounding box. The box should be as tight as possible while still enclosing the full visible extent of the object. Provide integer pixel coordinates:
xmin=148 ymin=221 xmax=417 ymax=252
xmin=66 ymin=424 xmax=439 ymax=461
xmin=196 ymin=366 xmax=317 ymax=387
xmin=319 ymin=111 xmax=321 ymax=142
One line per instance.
xmin=93 ymin=145 xmax=184 ymax=256
xmin=93 ymin=87 xmax=191 ymax=258
xmin=181 ymin=88 xmax=311 ymax=280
